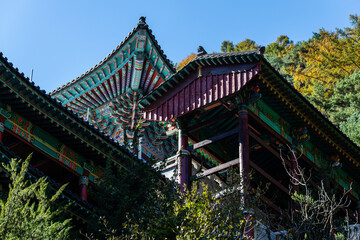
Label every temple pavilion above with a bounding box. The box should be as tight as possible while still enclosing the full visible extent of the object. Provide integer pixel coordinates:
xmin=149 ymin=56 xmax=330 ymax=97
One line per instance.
xmin=1 ymin=16 xmax=360 ymax=238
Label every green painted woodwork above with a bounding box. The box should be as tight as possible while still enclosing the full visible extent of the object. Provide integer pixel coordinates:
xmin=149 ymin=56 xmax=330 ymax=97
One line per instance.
xmin=250 ymin=100 xmax=292 ymax=142
xmin=53 ymin=27 xmax=174 ymax=109
xmin=50 ymin=19 xmax=176 ymax=168
xmin=0 ymin=105 xmax=101 ymax=183
xmin=0 ymin=78 xmax=118 ymax=168
xmin=188 ymin=139 xmax=221 ymax=166
xmin=250 ymin=99 xmax=359 ymax=197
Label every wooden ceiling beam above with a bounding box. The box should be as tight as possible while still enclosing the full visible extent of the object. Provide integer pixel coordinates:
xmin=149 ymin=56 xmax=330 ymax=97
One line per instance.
xmin=250 ymin=160 xmax=289 ymax=195
xmin=187 ymin=109 xmax=236 ymax=133
xmin=189 ymin=128 xmax=238 ymax=151
xmin=194 ymin=158 xmax=239 ymax=179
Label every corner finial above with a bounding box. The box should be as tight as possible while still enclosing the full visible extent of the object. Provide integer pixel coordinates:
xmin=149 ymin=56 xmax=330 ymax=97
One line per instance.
xmin=259 ymin=46 xmax=265 ymax=55
xmin=197 ymin=46 xmax=207 ymax=56
xmin=138 ymin=16 xmax=147 ymax=27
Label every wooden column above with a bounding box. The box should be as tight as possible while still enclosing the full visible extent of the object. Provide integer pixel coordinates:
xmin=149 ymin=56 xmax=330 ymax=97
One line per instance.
xmin=138 ymin=137 xmax=143 ymax=160
xmin=79 ymin=170 xmax=89 ymax=201
xmin=0 ymin=115 xmax=5 ymax=143
xmin=238 ymin=104 xmax=254 ymax=238
xmin=238 ymin=105 xmax=250 ymax=183
xmin=178 ymin=129 xmax=190 ymax=191
xmin=357 ymin=201 xmax=360 ymax=223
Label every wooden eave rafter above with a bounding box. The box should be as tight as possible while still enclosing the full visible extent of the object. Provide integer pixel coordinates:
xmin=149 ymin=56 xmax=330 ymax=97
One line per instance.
xmin=260 ymin=59 xmax=360 ymax=171
xmin=54 ymin=22 xmax=174 ymax=100
xmin=0 ymin=58 xmax=135 ymax=171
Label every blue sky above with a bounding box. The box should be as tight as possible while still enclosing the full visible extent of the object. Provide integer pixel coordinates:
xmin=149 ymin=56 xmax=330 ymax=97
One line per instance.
xmin=1 ymin=0 xmax=359 ymax=93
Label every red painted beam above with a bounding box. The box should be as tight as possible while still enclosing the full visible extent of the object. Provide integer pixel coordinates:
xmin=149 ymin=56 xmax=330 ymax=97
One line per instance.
xmin=144 ymin=64 xmax=260 ymax=121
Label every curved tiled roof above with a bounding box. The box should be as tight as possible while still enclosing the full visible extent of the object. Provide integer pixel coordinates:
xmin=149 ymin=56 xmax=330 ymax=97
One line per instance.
xmin=140 ymin=47 xmax=264 ymax=108
xmin=50 ymin=16 xmax=176 ymax=95
xmin=0 ymin=51 xmax=139 ymax=169
xmin=194 ymin=47 xmax=265 ymax=60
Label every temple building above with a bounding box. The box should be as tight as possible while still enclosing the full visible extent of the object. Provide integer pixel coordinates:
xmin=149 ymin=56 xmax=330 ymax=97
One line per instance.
xmin=51 ymin=16 xmax=178 ymax=162
xmin=1 ymin=16 xmax=360 ymax=238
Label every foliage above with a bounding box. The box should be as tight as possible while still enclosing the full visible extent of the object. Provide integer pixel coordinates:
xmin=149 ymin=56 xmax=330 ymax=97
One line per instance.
xmin=221 ymin=39 xmax=258 ymax=53
xmin=262 ymin=15 xmax=360 ymax=146
xmin=88 ymin=170 xmax=267 ymax=240
xmin=328 ymin=70 xmax=360 ymax=125
xmin=234 ymin=39 xmax=258 ymax=52
xmin=340 ymin=112 xmax=360 ymax=146
xmin=280 ymin=146 xmax=352 ymax=239
xmin=306 ymin=80 xmax=332 ymax=114
xmin=221 ymin=40 xmax=234 ymax=53
xmin=0 ymin=154 xmax=72 ymax=239
xmin=265 ymin=35 xmax=294 ymax=57
xmin=265 ymin=41 xmax=306 ymax=85
xmin=87 ymin=155 xmax=167 ymax=238
xmin=171 ymin=180 xmax=260 ymax=240
xmin=288 ymin=14 xmax=360 ymax=99
xmin=177 ymin=53 xmax=197 ymax=70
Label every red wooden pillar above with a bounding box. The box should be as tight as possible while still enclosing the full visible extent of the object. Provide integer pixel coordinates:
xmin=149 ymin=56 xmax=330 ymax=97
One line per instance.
xmin=179 ymin=129 xmax=190 ymax=191
xmin=79 ymin=170 xmax=89 ymax=201
xmin=238 ymin=104 xmax=254 ymax=238
xmin=0 ymin=115 xmax=5 ymax=143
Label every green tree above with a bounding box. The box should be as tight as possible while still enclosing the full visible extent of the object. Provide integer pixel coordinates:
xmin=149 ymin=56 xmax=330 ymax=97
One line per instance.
xmin=87 ymin=156 xmax=167 ymax=238
xmin=234 ymin=39 xmax=258 ymax=52
xmin=306 ymin=81 xmax=332 ymax=114
xmin=328 ymin=70 xmax=360 ymax=125
xmin=221 ymin=39 xmax=258 ymax=53
xmin=0 ymin=154 xmax=72 ymax=239
xmin=266 ymin=35 xmax=293 ymax=57
xmin=221 ymin=40 xmax=235 ymax=53
xmin=91 ymin=171 xmax=267 ymax=240
xmin=340 ymin=112 xmax=360 ymax=146
xmin=288 ymin=14 xmax=360 ymax=98
xmin=266 ymin=41 xmax=306 ymax=85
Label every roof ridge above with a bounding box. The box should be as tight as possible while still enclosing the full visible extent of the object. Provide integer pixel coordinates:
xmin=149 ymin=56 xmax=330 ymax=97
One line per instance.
xmin=50 ymin=17 xmax=175 ymax=95
xmin=193 ymin=47 xmax=265 ymax=60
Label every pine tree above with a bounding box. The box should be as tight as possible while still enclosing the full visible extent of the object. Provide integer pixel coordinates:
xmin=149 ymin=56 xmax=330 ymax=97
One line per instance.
xmin=221 ymin=39 xmax=258 ymax=53
xmin=0 ymin=154 xmax=72 ymax=239
xmin=221 ymin=40 xmax=235 ymax=53
xmin=329 ymin=70 xmax=360 ymax=125
xmin=340 ymin=113 xmax=360 ymax=146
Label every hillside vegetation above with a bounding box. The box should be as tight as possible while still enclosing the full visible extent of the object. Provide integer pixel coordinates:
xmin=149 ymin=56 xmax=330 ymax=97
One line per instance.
xmin=218 ymin=14 xmax=360 ymax=145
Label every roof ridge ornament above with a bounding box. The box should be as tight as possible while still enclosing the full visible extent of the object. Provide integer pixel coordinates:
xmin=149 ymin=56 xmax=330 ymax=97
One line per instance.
xmin=258 ymin=46 xmax=265 ymax=55
xmin=138 ymin=16 xmax=147 ymax=28
xmin=197 ymin=46 xmax=207 ymax=56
